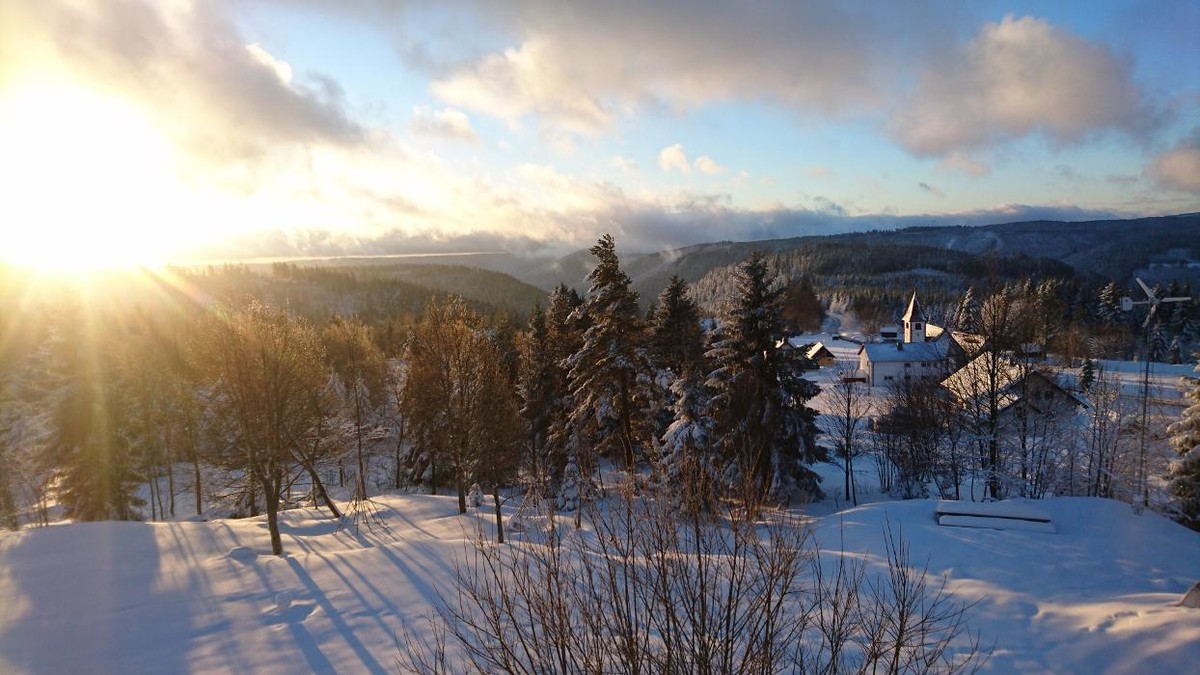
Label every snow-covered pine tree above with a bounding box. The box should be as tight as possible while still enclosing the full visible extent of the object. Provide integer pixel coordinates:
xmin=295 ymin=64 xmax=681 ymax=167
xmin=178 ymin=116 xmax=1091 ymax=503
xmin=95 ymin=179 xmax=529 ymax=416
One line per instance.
xmin=542 ymin=285 xmax=586 ymax=492
xmin=1097 ymin=281 xmax=1123 ymax=326
xmin=564 ymin=235 xmax=654 ymax=472
xmin=1079 ymin=358 xmax=1096 ymax=393
xmin=658 ymin=372 xmax=717 ymax=510
xmin=1166 ymin=358 xmax=1200 ymax=530
xmin=705 ymin=253 xmax=825 ymax=504
xmin=519 ymin=305 xmax=558 ymax=488
xmin=648 ymin=275 xmax=707 ymax=446
xmin=1150 ymin=322 xmax=1170 ymax=363
xmin=954 ymin=286 xmax=979 ymax=333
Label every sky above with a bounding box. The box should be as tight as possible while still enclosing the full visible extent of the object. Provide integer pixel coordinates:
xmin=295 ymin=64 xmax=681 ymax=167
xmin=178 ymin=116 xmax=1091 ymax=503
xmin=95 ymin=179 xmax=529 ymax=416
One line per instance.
xmin=1 ymin=0 xmax=1198 ymax=267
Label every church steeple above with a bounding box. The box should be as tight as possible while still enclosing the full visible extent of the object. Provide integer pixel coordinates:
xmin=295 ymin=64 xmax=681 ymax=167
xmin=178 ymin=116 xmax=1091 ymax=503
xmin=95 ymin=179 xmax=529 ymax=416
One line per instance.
xmin=902 ymin=291 xmax=927 ymax=343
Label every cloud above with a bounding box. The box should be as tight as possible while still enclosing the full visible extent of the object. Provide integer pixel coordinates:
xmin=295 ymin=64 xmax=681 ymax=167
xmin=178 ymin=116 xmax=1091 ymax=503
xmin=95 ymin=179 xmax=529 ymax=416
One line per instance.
xmin=1 ymin=0 xmax=362 ymax=167
xmin=430 ymin=1 xmax=920 ymax=133
xmin=201 ymin=197 xmax=1138 ymax=262
xmin=694 ymin=156 xmax=728 ymax=175
xmin=611 ymin=156 xmax=639 ymax=173
xmin=891 ymin=15 xmax=1155 ymax=155
xmin=1147 ymin=136 xmax=1200 ymax=193
xmin=918 ymin=182 xmax=946 ymax=198
xmin=936 ymin=153 xmax=991 ymax=177
xmin=806 ymin=166 xmax=832 ymax=179
xmin=410 ymin=106 xmax=479 ymax=142
xmin=658 ymin=144 xmax=691 ymax=173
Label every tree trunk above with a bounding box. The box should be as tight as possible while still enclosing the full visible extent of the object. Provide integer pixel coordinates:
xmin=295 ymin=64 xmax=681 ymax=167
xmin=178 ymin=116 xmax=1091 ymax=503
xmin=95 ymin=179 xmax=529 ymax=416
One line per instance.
xmin=457 ymin=470 xmax=467 ymax=514
xmin=192 ymin=454 xmax=203 ymax=517
xmin=166 ymin=445 xmax=176 ymax=518
xmin=298 ymin=457 xmax=342 ymax=519
xmin=393 ymin=418 xmax=406 ymax=490
xmin=493 ymin=485 xmax=504 ymax=544
xmin=264 ymin=474 xmax=284 ymax=555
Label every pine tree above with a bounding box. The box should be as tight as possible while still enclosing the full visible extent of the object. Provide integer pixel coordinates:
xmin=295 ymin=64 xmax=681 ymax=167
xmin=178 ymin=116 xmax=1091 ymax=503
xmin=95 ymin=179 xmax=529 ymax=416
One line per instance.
xmin=1079 ymin=358 xmax=1096 ymax=393
xmin=519 ymin=305 xmax=558 ymax=486
xmin=45 ymin=321 xmax=144 ymax=522
xmin=649 ymin=275 xmax=705 ymax=378
xmin=705 ymin=253 xmax=825 ymax=504
xmin=1169 ymin=337 xmax=1184 ymax=365
xmin=564 ymin=235 xmax=654 ymax=471
xmin=659 ymin=372 xmax=717 ymax=510
xmin=542 ymin=285 xmax=587 ymax=492
xmin=954 ymin=286 xmax=980 ymax=333
xmin=1097 ymin=281 xmax=1123 ymax=326
xmin=1166 ymin=358 xmax=1200 ymax=530
xmin=1150 ymin=321 xmax=1170 ymax=362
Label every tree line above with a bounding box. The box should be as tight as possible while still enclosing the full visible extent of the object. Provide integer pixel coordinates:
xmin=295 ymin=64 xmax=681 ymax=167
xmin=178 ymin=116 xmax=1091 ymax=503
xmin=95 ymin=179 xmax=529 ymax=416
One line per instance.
xmin=0 ymin=237 xmax=829 ymax=552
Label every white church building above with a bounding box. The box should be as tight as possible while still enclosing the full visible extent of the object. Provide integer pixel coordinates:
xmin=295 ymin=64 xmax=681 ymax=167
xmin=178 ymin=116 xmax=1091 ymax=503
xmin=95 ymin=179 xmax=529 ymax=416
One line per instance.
xmin=857 ymin=292 xmax=957 ymax=387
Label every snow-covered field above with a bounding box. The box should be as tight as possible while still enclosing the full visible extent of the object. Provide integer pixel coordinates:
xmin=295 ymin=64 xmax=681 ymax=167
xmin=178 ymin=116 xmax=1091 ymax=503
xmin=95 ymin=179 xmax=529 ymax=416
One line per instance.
xmin=1 ymin=492 xmax=1197 ymax=674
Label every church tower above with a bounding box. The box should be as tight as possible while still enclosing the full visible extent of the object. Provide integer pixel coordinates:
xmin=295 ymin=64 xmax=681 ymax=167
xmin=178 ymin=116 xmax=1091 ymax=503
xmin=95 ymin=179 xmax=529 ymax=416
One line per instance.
xmin=902 ymin=291 xmax=927 ymax=343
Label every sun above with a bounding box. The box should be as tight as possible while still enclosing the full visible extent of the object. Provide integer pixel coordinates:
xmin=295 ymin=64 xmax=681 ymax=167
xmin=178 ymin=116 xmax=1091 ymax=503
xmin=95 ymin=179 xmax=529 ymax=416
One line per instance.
xmin=0 ymin=85 xmax=207 ymax=272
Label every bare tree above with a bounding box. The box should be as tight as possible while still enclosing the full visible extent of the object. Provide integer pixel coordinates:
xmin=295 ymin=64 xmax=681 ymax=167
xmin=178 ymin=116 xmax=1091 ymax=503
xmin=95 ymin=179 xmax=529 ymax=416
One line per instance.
xmin=201 ymin=301 xmax=329 ymax=555
xmin=403 ymin=479 xmax=987 ymax=674
xmin=821 ymin=362 xmax=873 ymax=505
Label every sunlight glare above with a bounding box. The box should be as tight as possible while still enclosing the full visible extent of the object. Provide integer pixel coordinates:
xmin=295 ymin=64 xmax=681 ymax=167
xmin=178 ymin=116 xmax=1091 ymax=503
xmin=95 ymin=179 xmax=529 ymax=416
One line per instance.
xmin=0 ymin=85 xmax=207 ymax=271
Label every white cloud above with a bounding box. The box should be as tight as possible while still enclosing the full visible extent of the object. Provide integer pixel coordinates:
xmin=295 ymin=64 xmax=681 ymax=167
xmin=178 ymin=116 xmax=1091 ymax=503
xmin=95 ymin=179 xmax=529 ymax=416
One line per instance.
xmin=694 ymin=155 xmax=728 ymax=175
xmin=891 ymin=15 xmax=1153 ymax=155
xmin=430 ymin=1 xmax=909 ymax=134
xmin=1147 ymin=142 xmax=1200 ymax=193
xmin=1 ymin=0 xmax=362 ymax=166
xmin=612 ymin=155 xmax=639 ymax=173
xmin=658 ymin=143 xmax=691 ymax=173
xmin=410 ymin=106 xmax=478 ymax=142
xmin=431 ymin=38 xmax=612 ymax=133
xmin=806 ymin=166 xmax=832 ymax=179
xmin=245 ymin=44 xmax=293 ymax=85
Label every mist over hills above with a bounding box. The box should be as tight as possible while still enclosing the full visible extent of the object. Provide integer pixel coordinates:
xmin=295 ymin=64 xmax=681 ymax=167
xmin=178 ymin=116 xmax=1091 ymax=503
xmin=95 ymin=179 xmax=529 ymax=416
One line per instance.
xmin=498 ymin=213 xmax=1200 ymax=300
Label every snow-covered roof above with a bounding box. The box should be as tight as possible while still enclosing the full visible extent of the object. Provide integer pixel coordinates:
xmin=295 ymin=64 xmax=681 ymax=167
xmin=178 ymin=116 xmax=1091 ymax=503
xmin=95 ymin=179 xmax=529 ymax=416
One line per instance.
xmin=941 ymin=352 xmax=1081 ymax=412
xmin=861 ymin=338 xmax=950 ymax=363
xmin=806 ymin=342 xmax=834 ymax=360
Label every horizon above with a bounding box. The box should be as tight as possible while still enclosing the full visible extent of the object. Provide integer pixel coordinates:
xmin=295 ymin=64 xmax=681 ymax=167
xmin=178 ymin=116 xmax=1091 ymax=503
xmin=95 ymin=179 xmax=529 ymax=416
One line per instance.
xmin=2 ymin=1 xmax=1198 ymax=270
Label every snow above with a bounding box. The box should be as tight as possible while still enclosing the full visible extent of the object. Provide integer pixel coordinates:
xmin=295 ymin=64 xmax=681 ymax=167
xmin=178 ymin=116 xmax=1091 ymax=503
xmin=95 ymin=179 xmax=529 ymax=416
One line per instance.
xmin=1 ymin=494 xmax=1198 ymax=674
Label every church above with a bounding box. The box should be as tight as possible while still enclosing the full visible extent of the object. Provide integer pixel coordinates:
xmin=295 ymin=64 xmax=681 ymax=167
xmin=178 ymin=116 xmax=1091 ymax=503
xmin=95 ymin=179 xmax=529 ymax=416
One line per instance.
xmin=857 ymin=292 xmax=959 ymax=387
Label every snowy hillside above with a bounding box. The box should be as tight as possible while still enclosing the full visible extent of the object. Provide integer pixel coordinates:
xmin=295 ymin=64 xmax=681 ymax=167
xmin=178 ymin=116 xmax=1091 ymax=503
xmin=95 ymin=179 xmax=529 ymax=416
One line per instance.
xmin=1 ymin=494 xmax=1197 ymax=674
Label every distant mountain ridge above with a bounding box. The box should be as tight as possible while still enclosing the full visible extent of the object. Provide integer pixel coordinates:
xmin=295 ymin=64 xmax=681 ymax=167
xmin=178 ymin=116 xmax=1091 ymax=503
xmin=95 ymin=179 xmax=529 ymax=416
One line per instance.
xmin=516 ymin=213 xmax=1200 ymax=300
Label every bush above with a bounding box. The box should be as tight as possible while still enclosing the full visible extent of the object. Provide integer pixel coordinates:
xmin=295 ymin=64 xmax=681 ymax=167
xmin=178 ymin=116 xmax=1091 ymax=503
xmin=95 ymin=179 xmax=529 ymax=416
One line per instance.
xmin=402 ymin=476 xmax=987 ymax=674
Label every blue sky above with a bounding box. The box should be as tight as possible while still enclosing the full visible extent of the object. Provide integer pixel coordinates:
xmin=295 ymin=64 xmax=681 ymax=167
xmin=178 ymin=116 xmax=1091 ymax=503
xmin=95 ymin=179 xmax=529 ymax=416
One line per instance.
xmin=1 ymin=0 xmax=1198 ymax=266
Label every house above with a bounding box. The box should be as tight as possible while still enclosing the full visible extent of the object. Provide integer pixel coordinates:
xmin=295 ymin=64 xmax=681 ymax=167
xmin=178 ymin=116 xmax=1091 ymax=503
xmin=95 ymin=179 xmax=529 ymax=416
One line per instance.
xmin=857 ymin=292 xmax=958 ymax=387
xmin=805 ymin=342 xmax=837 ymax=368
xmin=940 ymin=351 xmax=1083 ymax=420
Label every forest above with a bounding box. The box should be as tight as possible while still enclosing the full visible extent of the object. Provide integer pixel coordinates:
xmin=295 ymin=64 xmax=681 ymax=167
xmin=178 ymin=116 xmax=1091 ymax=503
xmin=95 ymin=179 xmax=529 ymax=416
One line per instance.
xmin=2 ymin=232 xmax=1200 ymax=547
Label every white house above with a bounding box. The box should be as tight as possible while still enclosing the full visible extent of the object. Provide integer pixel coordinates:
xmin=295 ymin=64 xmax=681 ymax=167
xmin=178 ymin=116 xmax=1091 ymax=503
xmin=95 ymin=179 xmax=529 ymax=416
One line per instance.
xmin=858 ymin=292 xmax=957 ymax=387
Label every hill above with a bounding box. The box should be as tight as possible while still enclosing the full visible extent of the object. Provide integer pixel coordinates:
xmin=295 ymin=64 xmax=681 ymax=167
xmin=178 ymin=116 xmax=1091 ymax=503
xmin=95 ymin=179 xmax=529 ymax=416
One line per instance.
xmin=512 ymin=214 xmax=1200 ymax=302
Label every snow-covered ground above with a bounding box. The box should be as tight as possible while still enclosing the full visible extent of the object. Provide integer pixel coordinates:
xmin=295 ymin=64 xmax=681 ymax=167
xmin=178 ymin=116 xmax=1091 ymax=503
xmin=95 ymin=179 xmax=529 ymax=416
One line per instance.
xmin=1 ymin=493 xmax=1197 ymax=674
